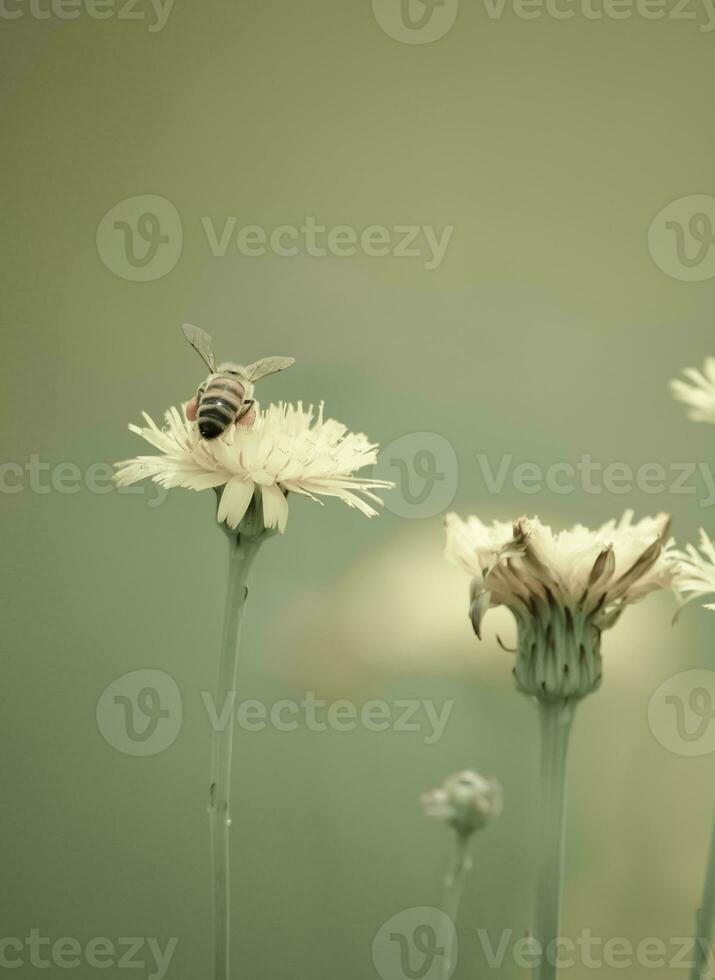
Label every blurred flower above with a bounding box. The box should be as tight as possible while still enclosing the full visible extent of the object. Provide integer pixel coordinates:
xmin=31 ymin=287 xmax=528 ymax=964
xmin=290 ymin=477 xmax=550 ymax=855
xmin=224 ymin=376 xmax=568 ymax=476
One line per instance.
xmin=445 ymin=511 xmax=677 ymax=702
xmin=114 ymin=401 xmax=392 ymax=532
xmin=673 ymin=529 xmax=715 ymax=616
xmin=422 ymin=770 xmax=503 ymax=837
xmin=670 ymin=358 xmax=715 ymax=425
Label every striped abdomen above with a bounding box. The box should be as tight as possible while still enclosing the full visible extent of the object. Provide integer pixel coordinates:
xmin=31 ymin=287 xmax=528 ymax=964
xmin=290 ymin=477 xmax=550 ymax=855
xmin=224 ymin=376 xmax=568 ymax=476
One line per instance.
xmin=198 ymin=374 xmax=246 ymax=439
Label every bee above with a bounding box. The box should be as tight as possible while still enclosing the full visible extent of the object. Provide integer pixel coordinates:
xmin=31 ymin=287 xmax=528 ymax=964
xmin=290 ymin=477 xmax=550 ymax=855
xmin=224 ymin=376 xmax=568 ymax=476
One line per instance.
xmin=182 ymin=323 xmax=295 ymax=440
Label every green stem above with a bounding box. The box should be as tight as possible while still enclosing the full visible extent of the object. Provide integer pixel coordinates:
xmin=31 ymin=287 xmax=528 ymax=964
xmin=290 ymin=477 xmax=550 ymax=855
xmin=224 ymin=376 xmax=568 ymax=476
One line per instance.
xmin=441 ymin=833 xmax=472 ymax=980
xmin=534 ymin=700 xmax=575 ymax=980
xmin=208 ymin=532 xmax=262 ymax=980
xmin=691 ymin=802 xmax=715 ymax=980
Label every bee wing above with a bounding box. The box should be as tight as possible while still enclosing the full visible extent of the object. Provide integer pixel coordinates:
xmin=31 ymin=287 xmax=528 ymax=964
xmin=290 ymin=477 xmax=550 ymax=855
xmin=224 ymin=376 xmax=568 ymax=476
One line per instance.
xmin=244 ymin=356 xmax=295 ymax=382
xmin=182 ymin=323 xmax=216 ymax=372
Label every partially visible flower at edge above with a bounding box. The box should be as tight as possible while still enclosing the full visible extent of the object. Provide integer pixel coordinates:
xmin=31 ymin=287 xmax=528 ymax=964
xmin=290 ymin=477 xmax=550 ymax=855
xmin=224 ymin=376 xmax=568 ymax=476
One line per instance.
xmin=445 ymin=511 xmax=678 ymax=702
xmin=670 ymin=357 xmax=715 ymax=425
xmin=422 ymin=770 xmax=503 ymax=838
xmin=672 ymin=529 xmax=715 ymax=617
xmin=114 ymin=401 xmax=393 ymax=533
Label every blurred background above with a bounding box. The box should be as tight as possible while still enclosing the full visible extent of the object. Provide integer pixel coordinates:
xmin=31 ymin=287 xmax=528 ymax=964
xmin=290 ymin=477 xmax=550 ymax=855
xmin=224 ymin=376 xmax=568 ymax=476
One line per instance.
xmin=2 ymin=1 xmax=715 ymax=977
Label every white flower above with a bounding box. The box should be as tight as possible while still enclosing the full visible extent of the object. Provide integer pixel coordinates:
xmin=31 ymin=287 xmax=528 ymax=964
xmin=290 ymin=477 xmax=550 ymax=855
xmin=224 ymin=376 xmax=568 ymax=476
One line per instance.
xmin=445 ymin=511 xmax=676 ymax=701
xmin=114 ymin=401 xmax=393 ymax=533
xmin=422 ymin=770 xmax=503 ymax=836
xmin=672 ymin=529 xmax=715 ymax=615
xmin=671 ymin=358 xmax=715 ymax=424
xmin=445 ymin=511 xmax=675 ymax=625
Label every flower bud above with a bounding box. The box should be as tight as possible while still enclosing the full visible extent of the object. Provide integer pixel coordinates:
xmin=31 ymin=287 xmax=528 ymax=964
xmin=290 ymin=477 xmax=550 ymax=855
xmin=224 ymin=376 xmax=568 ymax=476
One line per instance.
xmin=422 ymin=770 xmax=503 ymax=837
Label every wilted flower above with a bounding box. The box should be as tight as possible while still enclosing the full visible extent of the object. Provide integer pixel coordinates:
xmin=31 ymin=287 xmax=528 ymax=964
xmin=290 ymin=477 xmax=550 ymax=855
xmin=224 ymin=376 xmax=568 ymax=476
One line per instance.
xmin=670 ymin=358 xmax=715 ymax=425
xmin=114 ymin=401 xmax=392 ymax=533
xmin=673 ymin=529 xmax=715 ymax=615
xmin=445 ymin=511 xmax=676 ymax=702
xmin=422 ymin=770 xmax=503 ymax=837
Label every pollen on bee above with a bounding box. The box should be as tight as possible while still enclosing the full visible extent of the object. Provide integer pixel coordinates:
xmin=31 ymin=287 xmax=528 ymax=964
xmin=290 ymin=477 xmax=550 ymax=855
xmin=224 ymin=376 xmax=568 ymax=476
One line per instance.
xmin=238 ymin=406 xmax=256 ymax=428
xmin=186 ymin=397 xmax=199 ymax=421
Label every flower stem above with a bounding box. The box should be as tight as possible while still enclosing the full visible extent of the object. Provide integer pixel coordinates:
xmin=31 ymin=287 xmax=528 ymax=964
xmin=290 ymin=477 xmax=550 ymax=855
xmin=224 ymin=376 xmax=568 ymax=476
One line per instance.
xmin=208 ymin=532 xmax=262 ymax=980
xmin=691 ymin=800 xmax=715 ymax=980
xmin=441 ymin=832 xmax=472 ymax=980
xmin=534 ymin=700 xmax=575 ymax=980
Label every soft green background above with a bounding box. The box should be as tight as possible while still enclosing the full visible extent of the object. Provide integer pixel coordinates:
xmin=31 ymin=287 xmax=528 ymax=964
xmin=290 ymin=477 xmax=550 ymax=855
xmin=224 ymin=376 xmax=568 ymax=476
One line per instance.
xmin=2 ymin=1 xmax=715 ymax=977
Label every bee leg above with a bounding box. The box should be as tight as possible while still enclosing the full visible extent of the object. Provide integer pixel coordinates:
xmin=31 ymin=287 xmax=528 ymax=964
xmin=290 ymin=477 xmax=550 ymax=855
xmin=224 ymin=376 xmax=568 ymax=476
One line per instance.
xmin=186 ymin=384 xmax=206 ymax=422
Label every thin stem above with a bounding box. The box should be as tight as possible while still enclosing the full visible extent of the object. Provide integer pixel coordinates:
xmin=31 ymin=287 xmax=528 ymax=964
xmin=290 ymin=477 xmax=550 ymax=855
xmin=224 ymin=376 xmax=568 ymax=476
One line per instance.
xmin=534 ymin=700 xmax=575 ymax=980
xmin=691 ymin=801 xmax=715 ymax=980
xmin=441 ymin=832 xmax=472 ymax=980
xmin=208 ymin=532 xmax=262 ymax=980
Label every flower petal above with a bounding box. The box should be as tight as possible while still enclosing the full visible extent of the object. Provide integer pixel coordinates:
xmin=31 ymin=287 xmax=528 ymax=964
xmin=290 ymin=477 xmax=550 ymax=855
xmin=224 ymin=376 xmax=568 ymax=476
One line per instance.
xmin=217 ymin=477 xmax=255 ymax=529
xmin=261 ymin=482 xmax=289 ymax=533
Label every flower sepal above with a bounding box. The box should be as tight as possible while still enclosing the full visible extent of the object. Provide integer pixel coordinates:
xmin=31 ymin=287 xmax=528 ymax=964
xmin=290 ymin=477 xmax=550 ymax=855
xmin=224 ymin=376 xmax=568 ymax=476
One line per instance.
xmin=513 ymin=600 xmax=603 ymax=705
xmin=216 ymin=490 xmax=280 ymax=546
